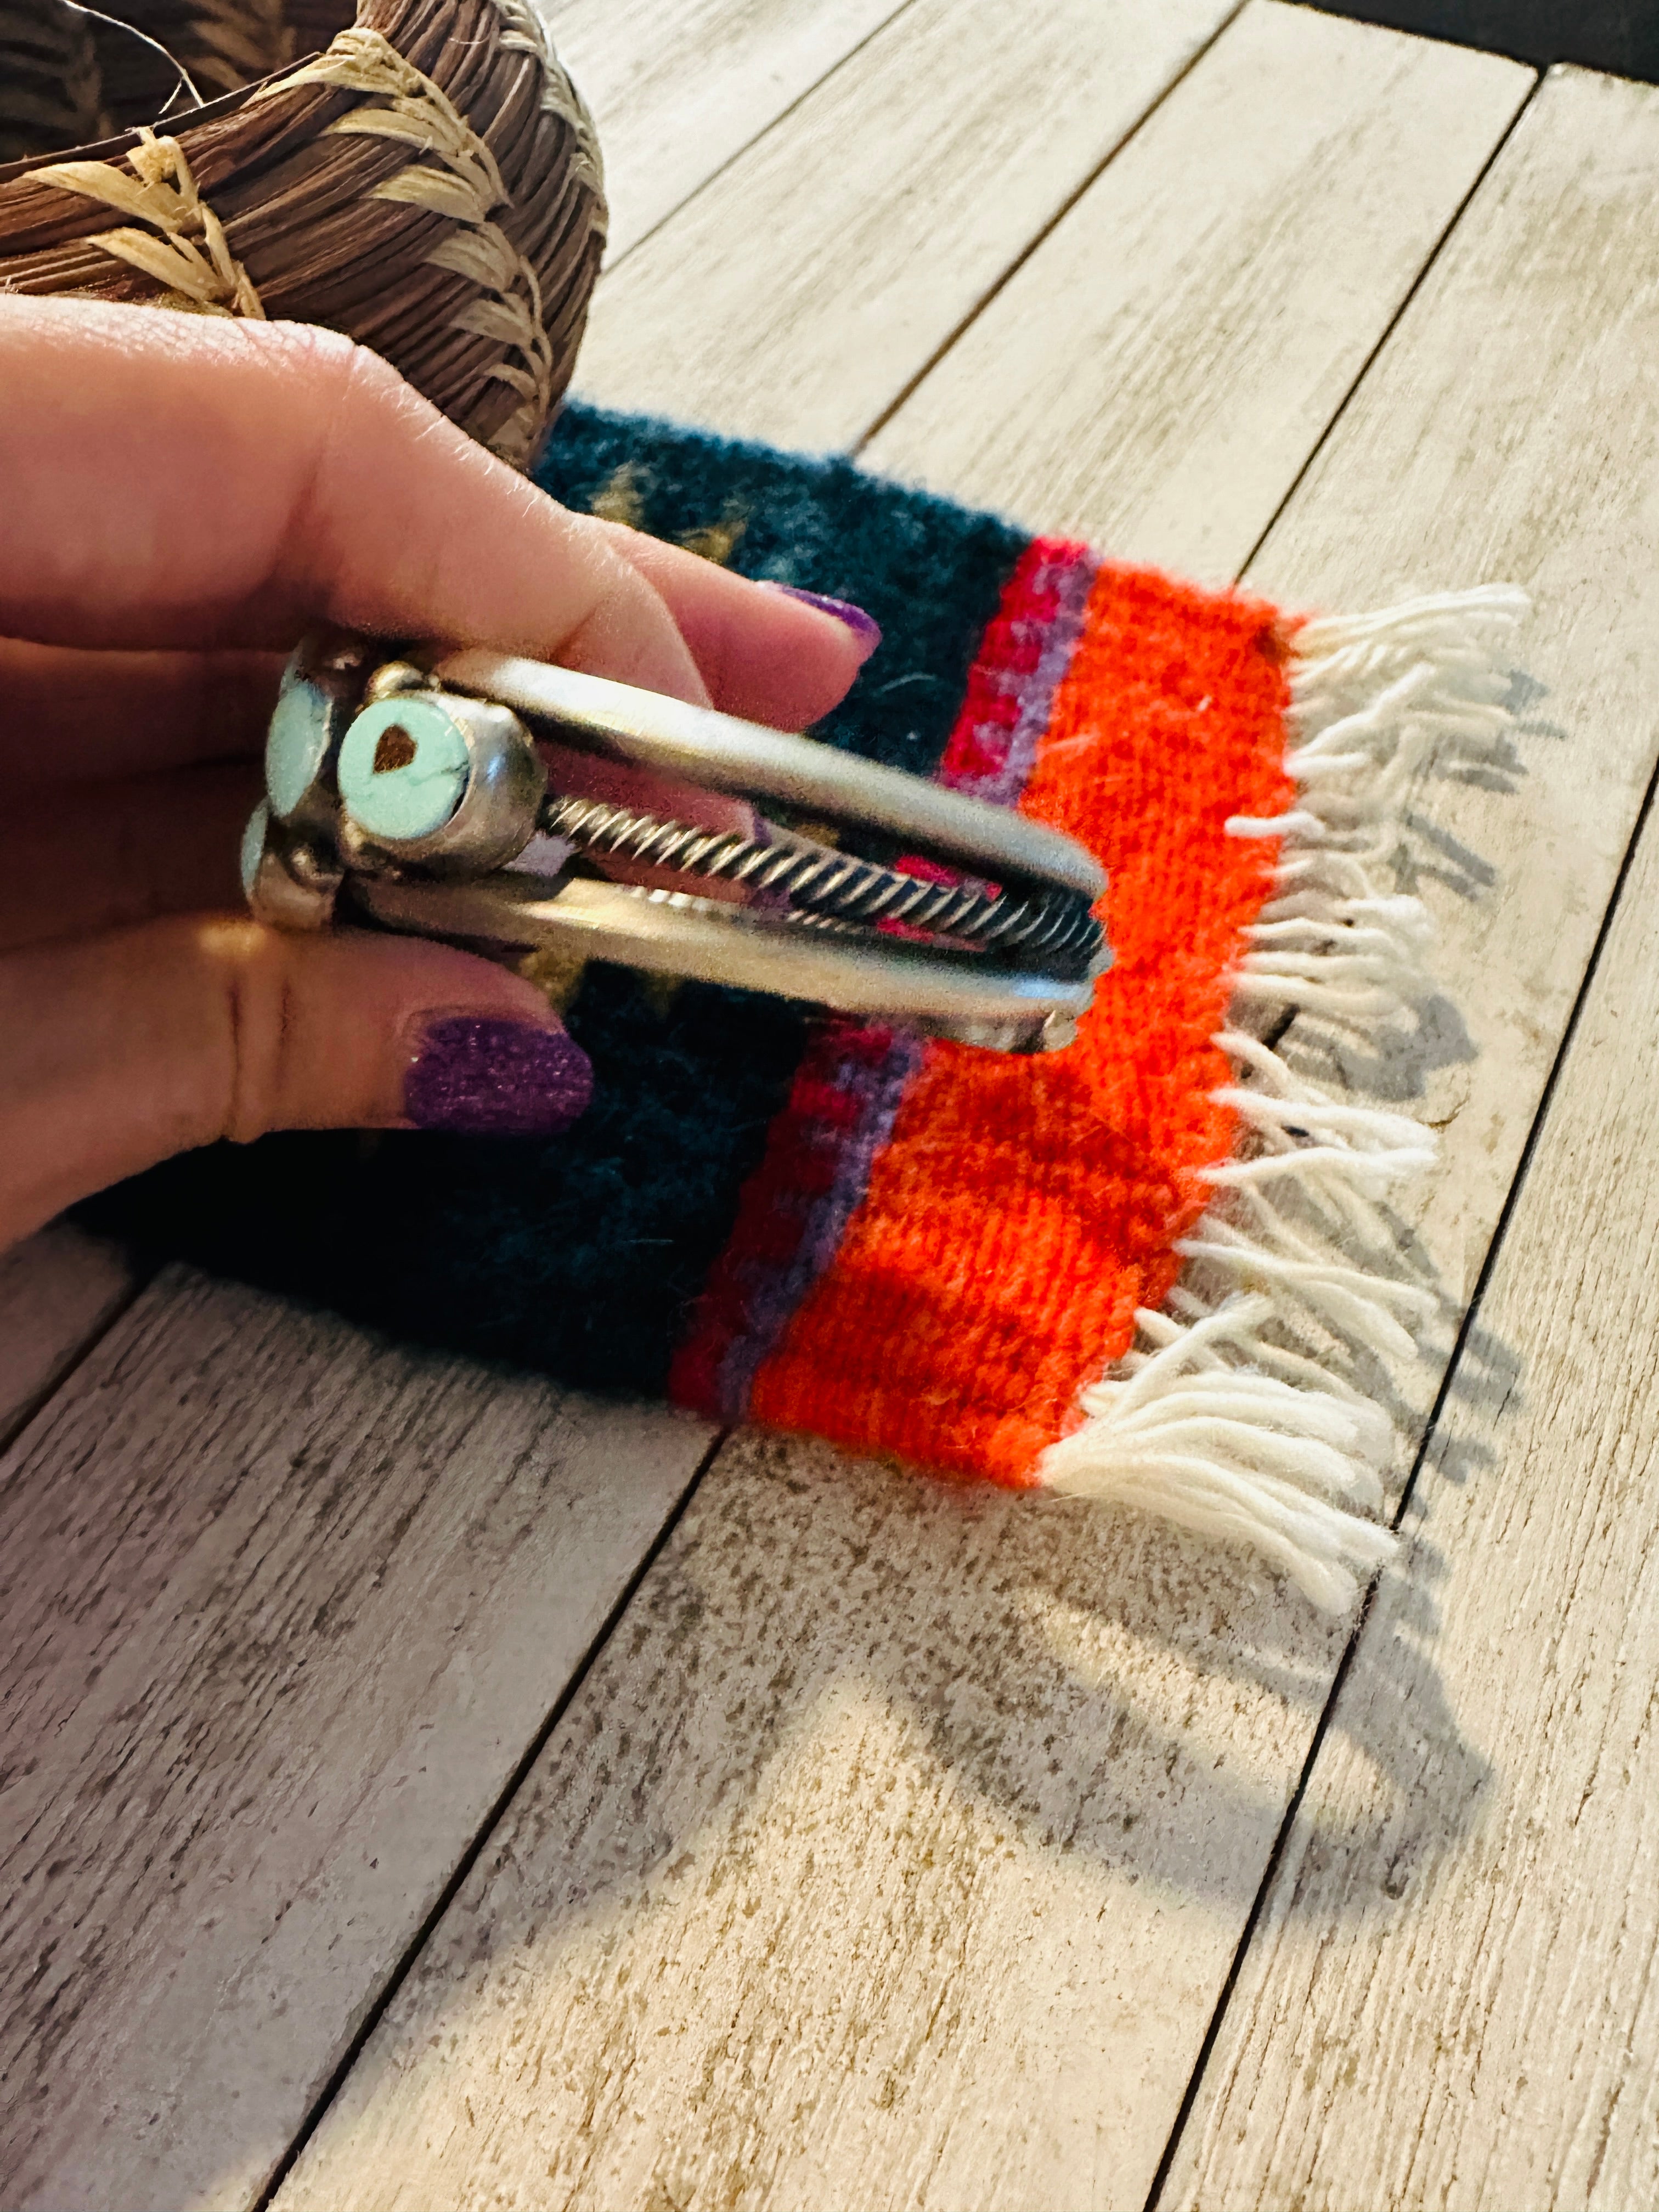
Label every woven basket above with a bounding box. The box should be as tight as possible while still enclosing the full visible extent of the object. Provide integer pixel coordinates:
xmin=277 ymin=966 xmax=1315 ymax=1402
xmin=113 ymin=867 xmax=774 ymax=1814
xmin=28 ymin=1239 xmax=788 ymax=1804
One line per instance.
xmin=0 ymin=0 xmax=607 ymax=464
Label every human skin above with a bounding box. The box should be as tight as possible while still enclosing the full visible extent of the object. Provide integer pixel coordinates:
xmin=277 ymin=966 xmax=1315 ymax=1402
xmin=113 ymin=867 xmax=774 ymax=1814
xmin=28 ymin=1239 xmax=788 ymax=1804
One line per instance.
xmin=0 ymin=296 xmax=874 ymax=1249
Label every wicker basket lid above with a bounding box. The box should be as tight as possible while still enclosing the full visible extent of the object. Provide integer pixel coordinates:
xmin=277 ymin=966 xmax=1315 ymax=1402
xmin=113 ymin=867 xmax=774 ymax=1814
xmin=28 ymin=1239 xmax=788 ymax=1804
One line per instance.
xmin=0 ymin=0 xmax=607 ymax=465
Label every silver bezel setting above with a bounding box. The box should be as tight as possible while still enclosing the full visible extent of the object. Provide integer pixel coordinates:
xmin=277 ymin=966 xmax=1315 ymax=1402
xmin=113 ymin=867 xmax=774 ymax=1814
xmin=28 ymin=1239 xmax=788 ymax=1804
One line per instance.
xmin=338 ymin=695 xmax=548 ymax=877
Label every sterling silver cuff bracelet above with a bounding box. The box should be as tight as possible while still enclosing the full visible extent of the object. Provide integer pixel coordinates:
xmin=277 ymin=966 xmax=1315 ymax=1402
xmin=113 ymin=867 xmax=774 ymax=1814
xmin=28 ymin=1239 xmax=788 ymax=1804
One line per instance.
xmin=243 ymin=630 xmax=1111 ymax=1054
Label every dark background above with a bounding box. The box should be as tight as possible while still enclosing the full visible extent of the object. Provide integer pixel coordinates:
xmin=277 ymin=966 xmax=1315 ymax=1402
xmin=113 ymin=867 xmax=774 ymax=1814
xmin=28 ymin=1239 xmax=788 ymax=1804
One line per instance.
xmin=1307 ymin=1 xmax=1659 ymax=78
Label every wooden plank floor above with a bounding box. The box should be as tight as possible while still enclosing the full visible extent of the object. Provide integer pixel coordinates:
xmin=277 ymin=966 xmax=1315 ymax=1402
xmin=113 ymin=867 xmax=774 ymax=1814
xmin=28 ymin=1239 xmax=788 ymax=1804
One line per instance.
xmin=0 ymin=1275 xmax=710 ymax=2212
xmin=573 ymin=0 xmax=1243 ymax=449
xmin=544 ymin=0 xmax=914 ymax=261
xmin=6 ymin=5 xmax=1659 ymax=2209
xmin=1158 ymin=70 xmax=1659 ymax=2208
xmin=1166 ymin=786 xmax=1659 ymax=2209
xmin=864 ymin=0 xmax=1526 ymax=576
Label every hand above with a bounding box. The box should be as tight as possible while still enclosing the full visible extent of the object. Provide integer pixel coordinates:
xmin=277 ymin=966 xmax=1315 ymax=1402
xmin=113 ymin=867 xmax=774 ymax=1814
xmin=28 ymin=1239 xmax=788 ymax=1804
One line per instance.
xmin=0 ymin=296 xmax=876 ymax=1252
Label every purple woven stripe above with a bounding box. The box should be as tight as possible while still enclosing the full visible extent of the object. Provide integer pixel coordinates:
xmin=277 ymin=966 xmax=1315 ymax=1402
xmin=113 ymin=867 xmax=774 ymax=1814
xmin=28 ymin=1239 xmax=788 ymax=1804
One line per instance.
xmin=706 ymin=539 xmax=1101 ymax=1424
xmin=714 ymin=1025 xmax=924 ymax=1423
xmin=950 ymin=545 xmax=1102 ymax=808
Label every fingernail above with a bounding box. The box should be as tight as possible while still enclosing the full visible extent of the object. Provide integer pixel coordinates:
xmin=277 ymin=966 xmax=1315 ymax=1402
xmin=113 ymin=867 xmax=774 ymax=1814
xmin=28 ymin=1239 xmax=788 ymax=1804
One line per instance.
xmin=404 ymin=1015 xmax=593 ymax=1137
xmin=765 ymin=584 xmax=882 ymax=652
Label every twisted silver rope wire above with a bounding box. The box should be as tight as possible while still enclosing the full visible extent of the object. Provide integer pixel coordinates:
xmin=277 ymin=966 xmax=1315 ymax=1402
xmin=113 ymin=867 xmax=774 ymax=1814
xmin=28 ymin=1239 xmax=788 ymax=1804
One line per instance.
xmin=539 ymin=793 xmax=1103 ymax=978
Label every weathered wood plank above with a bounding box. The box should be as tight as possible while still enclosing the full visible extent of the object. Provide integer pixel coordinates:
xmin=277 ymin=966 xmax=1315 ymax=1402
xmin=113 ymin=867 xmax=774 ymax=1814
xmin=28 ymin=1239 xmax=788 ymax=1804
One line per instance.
xmin=0 ymin=1269 xmax=709 ymax=2212
xmin=0 ymin=1222 xmax=132 ymax=1447
xmin=1235 ymin=66 xmax=1659 ymax=1342
xmin=276 ymin=1434 xmax=1364 ymax=2212
xmin=546 ymin=0 xmax=912 ymax=263
xmin=865 ymin=5 xmax=1530 ymax=579
xmin=1164 ymin=860 xmax=1659 ymax=2207
xmin=1158 ymin=71 xmax=1659 ymax=2209
xmin=274 ymin=29 xmax=1659 ymax=2212
xmin=573 ymin=0 xmax=1242 ymax=449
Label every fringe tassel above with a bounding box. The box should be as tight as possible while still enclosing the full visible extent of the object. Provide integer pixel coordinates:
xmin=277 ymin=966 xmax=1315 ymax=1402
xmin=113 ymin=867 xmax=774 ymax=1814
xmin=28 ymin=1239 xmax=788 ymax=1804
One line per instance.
xmin=1039 ymin=585 xmax=1529 ymax=1612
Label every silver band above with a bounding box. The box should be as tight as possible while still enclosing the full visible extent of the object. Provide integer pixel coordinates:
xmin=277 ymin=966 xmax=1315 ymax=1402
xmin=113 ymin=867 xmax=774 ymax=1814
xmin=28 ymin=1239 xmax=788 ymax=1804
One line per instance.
xmin=431 ymin=648 xmax=1107 ymax=900
xmin=359 ymin=873 xmax=1097 ymax=1052
xmin=246 ymin=632 xmax=1111 ymax=1054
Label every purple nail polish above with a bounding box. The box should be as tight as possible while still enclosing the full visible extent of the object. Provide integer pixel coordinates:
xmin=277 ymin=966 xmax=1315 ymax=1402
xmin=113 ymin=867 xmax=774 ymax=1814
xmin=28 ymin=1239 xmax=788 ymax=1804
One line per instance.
xmin=768 ymin=584 xmax=882 ymax=651
xmin=405 ymin=1015 xmax=593 ymax=1137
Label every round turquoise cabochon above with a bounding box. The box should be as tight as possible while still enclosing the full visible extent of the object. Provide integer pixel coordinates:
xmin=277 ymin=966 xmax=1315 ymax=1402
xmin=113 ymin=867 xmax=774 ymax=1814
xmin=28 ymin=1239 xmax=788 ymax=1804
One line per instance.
xmin=337 ymin=695 xmax=473 ymax=844
xmin=264 ymin=664 xmax=334 ymax=820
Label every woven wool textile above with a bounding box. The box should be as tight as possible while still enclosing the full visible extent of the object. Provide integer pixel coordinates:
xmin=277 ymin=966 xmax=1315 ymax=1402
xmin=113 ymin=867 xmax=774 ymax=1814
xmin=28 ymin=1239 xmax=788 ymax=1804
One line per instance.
xmin=675 ymin=551 xmax=1292 ymax=1481
xmin=85 ymin=403 xmax=1516 ymax=1606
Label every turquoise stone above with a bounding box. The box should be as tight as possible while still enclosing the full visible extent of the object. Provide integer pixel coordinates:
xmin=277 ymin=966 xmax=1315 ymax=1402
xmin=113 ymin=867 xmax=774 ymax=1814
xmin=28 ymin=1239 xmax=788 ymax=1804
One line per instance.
xmin=240 ymin=803 xmax=269 ymax=904
xmin=265 ymin=662 xmax=334 ymax=820
xmin=337 ymin=695 xmax=472 ymax=844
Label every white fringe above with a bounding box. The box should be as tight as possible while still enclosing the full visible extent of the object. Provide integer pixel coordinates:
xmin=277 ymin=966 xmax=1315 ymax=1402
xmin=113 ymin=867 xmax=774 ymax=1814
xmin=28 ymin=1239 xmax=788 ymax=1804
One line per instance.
xmin=1039 ymin=585 xmax=1529 ymax=1613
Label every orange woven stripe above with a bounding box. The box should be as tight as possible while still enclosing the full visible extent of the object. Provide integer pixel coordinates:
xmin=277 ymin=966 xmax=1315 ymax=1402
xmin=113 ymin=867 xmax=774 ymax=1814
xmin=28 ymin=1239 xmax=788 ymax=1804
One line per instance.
xmin=747 ymin=562 xmax=1298 ymax=1482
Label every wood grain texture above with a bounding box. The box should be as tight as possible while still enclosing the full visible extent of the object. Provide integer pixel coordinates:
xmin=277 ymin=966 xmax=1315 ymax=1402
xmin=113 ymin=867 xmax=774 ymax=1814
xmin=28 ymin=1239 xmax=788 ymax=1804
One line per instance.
xmin=275 ymin=1436 xmax=1358 ymax=2212
xmin=1167 ymin=845 xmax=1659 ymax=2205
xmin=274 ymin=32 xmax=1659 ymax=2212
xmin=1160 ymin=71 xmax=1659 ymax=2209
xmin=1237 ymin=57 xmax=1659 ymax=1349
xmin=0 ymin=1268 xmax=708 ymax=2212
xmin=865 ymin=5 xmax=1531 ymax=580
xmin=546 ymin=0 xmax=912 ymax=262
xmin=0 ymin=1222 xmax=132 ymax=1446
xmin=573 ymin=0 xmax=1242 ymax=449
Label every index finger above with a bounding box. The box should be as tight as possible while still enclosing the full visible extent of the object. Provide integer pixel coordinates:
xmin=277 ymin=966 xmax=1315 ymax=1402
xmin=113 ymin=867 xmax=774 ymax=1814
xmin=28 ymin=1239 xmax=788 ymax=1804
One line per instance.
xmin=0 ymin=297 xmax=871 ymax=720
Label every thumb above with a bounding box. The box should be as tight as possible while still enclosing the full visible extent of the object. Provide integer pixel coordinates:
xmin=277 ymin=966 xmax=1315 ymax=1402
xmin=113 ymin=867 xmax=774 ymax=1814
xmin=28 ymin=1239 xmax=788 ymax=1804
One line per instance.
xmin=0 ymin=917 xmax=591 ymax=1249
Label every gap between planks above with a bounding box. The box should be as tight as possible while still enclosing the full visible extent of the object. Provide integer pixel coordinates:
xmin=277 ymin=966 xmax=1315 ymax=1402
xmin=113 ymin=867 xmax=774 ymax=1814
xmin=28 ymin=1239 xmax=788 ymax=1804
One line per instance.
xmin=0 ymin=1222 xmax=137 ymax=1454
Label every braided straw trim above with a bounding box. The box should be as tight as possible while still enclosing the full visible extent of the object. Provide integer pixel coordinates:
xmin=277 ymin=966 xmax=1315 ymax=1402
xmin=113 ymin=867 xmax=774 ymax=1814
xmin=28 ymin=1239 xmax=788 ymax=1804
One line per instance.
xmin=477 ymin=0 xmax=606 ymax=456
xmin=268 ymin=25 xmax=556 ymax=465
xmin=22 ymin=125 xmax=265 ymax=317
xmin=487 ymin=0 xmax=605 ymax=201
